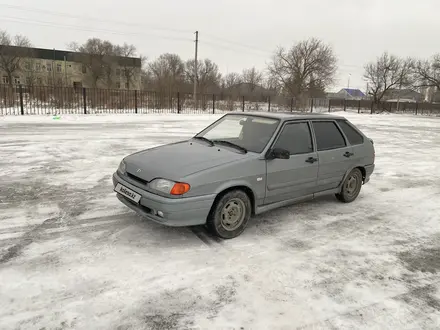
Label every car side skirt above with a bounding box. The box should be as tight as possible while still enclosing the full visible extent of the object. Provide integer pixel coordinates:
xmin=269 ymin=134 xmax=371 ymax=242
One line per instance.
xmin=255 ymin=188 xmax=341 ymax=216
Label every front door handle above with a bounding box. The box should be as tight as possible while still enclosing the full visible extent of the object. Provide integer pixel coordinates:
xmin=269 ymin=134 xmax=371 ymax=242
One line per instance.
xmin=305 ymin=157 xmax=318 ymax=164
xmin=343 ymin=151 xmax=354 ymax=158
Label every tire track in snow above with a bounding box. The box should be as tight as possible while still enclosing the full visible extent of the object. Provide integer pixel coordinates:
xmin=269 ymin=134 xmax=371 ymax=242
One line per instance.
xmin=190 ymin=226 xmax=224 ymax=247
xmin=0 ymin=213 xmax=135 ymax=263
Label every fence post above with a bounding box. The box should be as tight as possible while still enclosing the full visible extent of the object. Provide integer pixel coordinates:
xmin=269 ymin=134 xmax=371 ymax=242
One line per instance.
xmin=268 ymin=96 xmax=271 ymax=112
xmin=19 ymin=84 xmax=24 ymax=115
xmin=82 ymin=88 xmax=87 ymax=114
xmin=370 ymin=101 xmax=374 ymax=114
xmin=415 ymin=102 xmax=418 ymax=115
xmin=310 ymin=98 xmax=314 ymax=113
xmin=358 ymin=100 xmax=361 ymax=113
xmin=343 ymin=99 xmax=347 ymax=111
xmin=212 ymin=94 xmax=215 ymax=114
xmin=177 ymin=92 xmax=180 ymax=114
xmin=134 ymin=90 xmax=138 ymax=114
xmin=328 ymin=99 xmax=331 ymax=112
xmin=242 ymin=96 xmax=245 ymax=112
xmin=290 ymin=98 xmax=294 ymax=112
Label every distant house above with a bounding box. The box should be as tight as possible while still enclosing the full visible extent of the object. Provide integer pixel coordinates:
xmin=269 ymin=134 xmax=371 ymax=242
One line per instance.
xmin=327 ymin=88 xmax=366 ymax=100
xmin=421 ymin=86 xmax=439 ymax=102
xmin=432 ymin=91 xmax=440 ymax=103
xmin=383 ymin=89 xmax=424 ymax=102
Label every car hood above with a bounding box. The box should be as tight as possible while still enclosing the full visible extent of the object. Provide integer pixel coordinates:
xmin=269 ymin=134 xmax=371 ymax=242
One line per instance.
xmin=124 ymin=140 xmax=253 ymax=182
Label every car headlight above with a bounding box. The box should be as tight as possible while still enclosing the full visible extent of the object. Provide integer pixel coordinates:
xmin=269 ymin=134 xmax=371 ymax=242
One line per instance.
xmin=149 ymin=178 xmax=190 ymax=196
xmin=118 ymin=160 xmax=126 ymax=174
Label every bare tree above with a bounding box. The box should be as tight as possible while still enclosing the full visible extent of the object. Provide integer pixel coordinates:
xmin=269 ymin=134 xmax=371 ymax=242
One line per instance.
xmin=22 ymin=58 xmax=39 ymax=86
xmin=114 ymin=43 xmax=144 ymax=90
xmin=69 ymin=38 xmax=115 ymax=88
xmin=363 ymin=52 xmax=413 ymax=107
xmin=148 ymin=53 xmax=185 ymax=94
xmin=223 ymin=72 xmax=242 ymax=89
xmin=267 ymin=38 xmax=337 ymax=101
xmin=241 ymin=67 xmax=263 ymax=93
xmin=0 ymin=30 xmax=32 ymax=86
xmin=411 ymin=54 xmax=440 ymax=100
xmin=185 ymin=58 xmax=222 ymax=94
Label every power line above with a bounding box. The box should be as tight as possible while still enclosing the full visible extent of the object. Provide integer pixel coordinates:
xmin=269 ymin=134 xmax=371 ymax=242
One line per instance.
xmin=0 ymin=16 xmax=192 ymax=43
xmin=0 ymin=3 xmax=193 ymax=35
xmin=202 ymin=33 xmax=272 ymax=55
xmin=0 ymin=3 xmax=367 ymax=71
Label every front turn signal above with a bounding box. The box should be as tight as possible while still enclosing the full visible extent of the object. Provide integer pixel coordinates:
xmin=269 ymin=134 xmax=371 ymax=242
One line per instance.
xmin=170 ymin=182 xmax=191 ymax=195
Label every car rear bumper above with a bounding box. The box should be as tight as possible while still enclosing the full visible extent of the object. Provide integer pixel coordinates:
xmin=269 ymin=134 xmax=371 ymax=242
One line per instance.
xmin=112 ymin=172 xmax=215 ymax=227
xmin=363 ymin=164 xmax=375 ymax=184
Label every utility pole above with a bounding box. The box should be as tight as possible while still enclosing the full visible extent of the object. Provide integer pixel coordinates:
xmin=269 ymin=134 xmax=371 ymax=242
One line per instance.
xmin=347 ymin=73 xmax=351 ymax=89
xmin=193 ymin=31 xmax=198 ymax=110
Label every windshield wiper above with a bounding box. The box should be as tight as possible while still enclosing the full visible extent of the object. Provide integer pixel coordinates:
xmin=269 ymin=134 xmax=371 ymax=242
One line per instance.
xmin=213 ymin=140 xmax=247 ymax=153
xmin=192 ymin=136 xmax=214 ymax=146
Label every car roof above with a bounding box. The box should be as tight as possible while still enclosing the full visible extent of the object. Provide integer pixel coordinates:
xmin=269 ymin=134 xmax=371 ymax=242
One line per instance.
xmin=225 ymin=111 xmax=346 ymax=121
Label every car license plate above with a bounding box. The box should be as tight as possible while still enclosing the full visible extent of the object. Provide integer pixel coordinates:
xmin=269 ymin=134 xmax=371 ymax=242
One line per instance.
xmin=114 ymin=183 xmax=141 ymax=203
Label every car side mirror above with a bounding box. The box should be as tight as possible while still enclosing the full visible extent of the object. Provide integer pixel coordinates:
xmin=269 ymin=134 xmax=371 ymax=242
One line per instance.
xmin=268 ymin=148 xmax=290 ymax=160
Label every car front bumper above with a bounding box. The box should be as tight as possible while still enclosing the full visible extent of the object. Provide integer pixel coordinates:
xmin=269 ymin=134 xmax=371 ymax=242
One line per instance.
xmin=112 ymin=171 xmax=215 ymax=227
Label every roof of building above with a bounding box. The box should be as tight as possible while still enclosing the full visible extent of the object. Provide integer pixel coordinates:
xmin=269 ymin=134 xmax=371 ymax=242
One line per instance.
xmin=225 ymin=111 xmax=345 ymax=121
xmin=0 ymin=45 xmax=141 ymax=67
xmin=340 ymin=88 xmax=366 ymax=97
xmin=387 ymin=88 xmax=422 ymax=95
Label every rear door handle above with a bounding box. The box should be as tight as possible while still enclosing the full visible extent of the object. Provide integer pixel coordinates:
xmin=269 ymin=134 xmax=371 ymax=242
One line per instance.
xmin=343 ymin=152 xmax=354 ymax=157
xmin=305 ymin=157 xmax=318 ymax=164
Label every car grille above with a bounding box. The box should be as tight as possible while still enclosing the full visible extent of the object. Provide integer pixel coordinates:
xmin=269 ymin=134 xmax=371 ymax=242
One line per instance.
xmin=126 ymin=172 xmax=148 ymax=185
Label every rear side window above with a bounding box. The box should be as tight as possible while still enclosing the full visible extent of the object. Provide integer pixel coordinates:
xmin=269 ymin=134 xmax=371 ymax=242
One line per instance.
xmin=337 ymin=120 xmax=364 ymax=145
xmin=274 ymin=122 xmax=313 ymax=155
xmin=312 ymin=121 xmax=346 ymax=151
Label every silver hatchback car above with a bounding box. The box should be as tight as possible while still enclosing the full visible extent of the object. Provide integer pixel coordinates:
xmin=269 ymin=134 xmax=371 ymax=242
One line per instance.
xmin=113 ymin=112 xmax=375 ymax=239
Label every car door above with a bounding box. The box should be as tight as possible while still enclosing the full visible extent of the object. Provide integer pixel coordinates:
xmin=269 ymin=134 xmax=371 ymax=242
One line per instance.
xmin=265 ymin=121 xmax=319 ymax=205
xmin=311 ymin=120 xmax=354 ymax=192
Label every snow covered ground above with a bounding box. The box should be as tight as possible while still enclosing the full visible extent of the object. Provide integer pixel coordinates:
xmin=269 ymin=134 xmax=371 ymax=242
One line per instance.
xmin=0 ymin=112 xmax=440 ymax=329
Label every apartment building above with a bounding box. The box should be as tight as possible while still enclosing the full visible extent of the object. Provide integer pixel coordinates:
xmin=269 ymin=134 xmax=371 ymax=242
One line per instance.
xmin=0 ymin=45 xmax=142 ymax=89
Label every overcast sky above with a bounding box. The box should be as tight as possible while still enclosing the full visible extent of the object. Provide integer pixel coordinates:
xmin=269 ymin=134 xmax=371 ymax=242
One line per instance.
xmin=1 ymin=0 xmax=439 ymax=92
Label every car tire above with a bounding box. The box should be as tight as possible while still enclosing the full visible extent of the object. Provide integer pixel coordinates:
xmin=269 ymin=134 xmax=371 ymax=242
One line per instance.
xmin=207 ymin=190 xmax=251 ymax=239
xmin=336 ymin=168 xmax=363 ymax=203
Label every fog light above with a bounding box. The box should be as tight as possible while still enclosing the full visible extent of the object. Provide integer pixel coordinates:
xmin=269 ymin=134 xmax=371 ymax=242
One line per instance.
xmin=157 ymin=211 xmax=164 ymax=218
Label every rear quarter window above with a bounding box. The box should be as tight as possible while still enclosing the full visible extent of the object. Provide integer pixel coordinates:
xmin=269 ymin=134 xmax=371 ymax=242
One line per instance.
xmin=337 ymin=120 xmax=364 ymax=145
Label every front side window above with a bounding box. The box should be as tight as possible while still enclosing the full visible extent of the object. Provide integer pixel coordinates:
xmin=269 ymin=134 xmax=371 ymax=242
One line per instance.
xmin=273 ymin=122 xmax=313 ymax=155
xmin=312 ymin=121 xmax=346 ymax=151
xmin=196 ymin=114 xmax=280 ymax=153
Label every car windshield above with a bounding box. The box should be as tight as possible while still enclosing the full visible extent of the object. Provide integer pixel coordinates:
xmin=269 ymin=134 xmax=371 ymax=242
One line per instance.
xmin=195 ymin=114 xmax=280 ymax=153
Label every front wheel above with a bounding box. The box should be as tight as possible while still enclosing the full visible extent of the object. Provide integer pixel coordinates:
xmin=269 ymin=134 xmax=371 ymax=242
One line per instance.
xmin=336 ymin=168 xmax=363 ymax=203
xmin=207 ymin=190 xmax=251 ymax=239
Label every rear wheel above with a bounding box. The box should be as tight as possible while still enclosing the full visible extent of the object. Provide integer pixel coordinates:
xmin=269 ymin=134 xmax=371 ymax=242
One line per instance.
xmin=336 ymin=168 xmax=363 ymax=203
xmin=207 ymin=190 xmax=251 ymax=239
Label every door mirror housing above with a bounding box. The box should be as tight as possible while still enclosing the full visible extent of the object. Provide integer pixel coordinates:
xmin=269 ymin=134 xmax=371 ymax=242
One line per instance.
xmin=268 ymin=148 xmax=290 ymax=160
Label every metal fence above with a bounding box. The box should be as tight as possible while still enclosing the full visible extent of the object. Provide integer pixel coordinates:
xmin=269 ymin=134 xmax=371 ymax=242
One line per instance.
xmin=1 ymin=84 xmax=440 ymax=116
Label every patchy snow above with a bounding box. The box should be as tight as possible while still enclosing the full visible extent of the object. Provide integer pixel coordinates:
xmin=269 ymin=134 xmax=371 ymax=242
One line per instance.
xmin=0 ymin=112 xmax=440 ymax=329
